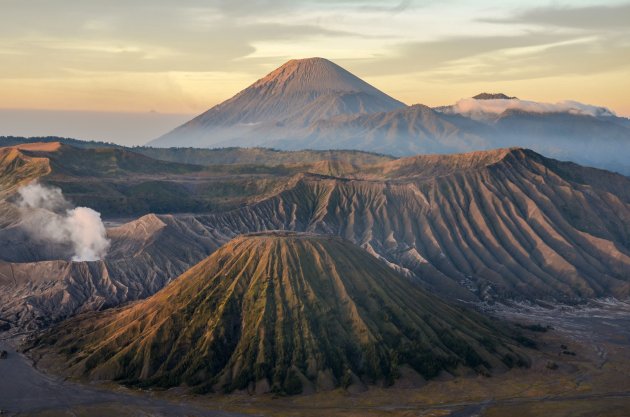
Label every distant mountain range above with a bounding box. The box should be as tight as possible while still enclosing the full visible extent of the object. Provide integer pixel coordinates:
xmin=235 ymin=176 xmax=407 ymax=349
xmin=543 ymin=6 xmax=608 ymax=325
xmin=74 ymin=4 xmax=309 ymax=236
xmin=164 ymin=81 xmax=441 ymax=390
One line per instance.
xmin=150 ymin=58 xmax=630 ymax=175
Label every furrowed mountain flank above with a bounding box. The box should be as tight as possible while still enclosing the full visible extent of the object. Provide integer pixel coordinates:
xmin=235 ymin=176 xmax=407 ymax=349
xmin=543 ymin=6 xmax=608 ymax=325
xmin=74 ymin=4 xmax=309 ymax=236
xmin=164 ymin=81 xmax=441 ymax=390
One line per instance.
xmin=31 ymin=233 xmax=529 ymax=395
xmin=185 ymin=147 xmax=630 ymax=302
xmin=2 ymin=145 xmax=630 ymax=331
xmin=0 ymin=213 xmax=228 ymax=329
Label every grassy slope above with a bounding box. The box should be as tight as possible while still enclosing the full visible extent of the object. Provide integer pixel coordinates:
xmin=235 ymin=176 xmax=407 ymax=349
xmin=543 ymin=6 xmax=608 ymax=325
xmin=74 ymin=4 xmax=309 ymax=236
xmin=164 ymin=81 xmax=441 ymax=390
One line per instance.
xmin=0 ymin=145 xmax=51 ymax=198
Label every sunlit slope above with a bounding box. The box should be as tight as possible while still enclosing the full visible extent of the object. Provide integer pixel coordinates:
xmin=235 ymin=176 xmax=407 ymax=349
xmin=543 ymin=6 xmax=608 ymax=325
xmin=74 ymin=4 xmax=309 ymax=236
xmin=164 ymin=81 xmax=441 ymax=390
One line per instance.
xmin=199 ymin=148 xmax=630 ymax=301
xmin=0 ymin=143 xmax=53 ymax=198
xmin=35 ymin=233 xmax=527 ymax=394
xmin=151 ymin=57 xmax=405 ymax=147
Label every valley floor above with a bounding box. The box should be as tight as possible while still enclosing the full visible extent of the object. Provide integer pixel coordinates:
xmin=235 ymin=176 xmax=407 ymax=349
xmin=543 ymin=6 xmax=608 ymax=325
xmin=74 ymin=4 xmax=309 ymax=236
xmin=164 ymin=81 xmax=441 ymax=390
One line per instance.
xmin=2 ymin=300 xmax=630 ymax=417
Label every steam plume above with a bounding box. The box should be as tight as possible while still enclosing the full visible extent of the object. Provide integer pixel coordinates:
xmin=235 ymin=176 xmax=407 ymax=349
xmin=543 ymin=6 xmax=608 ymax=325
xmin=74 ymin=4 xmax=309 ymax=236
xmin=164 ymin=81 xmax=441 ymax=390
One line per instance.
xmin=17 ymin=182 xmax=110 ymax=261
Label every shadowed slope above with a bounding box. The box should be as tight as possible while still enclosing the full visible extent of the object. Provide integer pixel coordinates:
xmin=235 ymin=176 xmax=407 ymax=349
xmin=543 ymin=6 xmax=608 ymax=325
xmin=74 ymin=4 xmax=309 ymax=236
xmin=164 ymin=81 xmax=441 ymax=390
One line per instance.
xmin=34 ymin=233 xmax=527 ymax=395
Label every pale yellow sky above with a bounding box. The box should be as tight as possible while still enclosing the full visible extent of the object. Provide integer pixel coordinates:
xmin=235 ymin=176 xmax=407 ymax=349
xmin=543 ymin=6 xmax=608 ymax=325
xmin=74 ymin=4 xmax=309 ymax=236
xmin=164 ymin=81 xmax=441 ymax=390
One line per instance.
xmin=1 ymin=0 xmax=629 ymax=118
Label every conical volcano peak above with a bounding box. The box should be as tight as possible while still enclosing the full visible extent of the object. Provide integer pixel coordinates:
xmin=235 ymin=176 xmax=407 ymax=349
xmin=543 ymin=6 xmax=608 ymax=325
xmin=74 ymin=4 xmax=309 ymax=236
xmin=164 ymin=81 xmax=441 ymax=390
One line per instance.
xmin=35 ymin=232 xmax=529 ymax=394
xmin=251 ymin=57 xmax=392 ymax=96
xmin=150 ymin=57 xmax=405 ymax=145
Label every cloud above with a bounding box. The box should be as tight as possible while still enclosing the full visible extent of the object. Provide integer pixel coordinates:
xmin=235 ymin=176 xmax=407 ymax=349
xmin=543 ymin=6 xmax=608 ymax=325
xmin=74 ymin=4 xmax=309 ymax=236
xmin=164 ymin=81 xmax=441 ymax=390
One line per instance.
xmin=440 ymin=97 xmax=617 ymax=119
xmin=341 ymin=32 xmax=575 ymax=76
xmin=484 ymin=3 xmax=630 ymax=30
xmin=17 ymin=182 xmax=110 ymax=261
xmin=346 ymin=29 xmax=630 ymax=83
xmin=1 ymin=0 xmax=627 ymax=115
xmin=0 ymin=0 xmax=362 ymax=78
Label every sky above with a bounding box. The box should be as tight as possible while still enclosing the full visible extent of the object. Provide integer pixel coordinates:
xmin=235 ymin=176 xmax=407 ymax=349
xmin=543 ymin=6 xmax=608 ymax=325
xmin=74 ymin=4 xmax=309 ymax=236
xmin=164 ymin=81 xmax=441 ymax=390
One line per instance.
xmin=1 ymin=0 xmax=629 ymax=144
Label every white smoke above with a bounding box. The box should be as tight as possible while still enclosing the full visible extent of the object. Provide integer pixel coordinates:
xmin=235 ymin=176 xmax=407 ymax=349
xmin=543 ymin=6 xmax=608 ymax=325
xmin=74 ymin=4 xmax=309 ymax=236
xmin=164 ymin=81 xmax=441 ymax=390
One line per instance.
xmin=16 ymin=182 xmax=110 ymax=261
xmin=443 ymin=98 xmax=617 ymax=120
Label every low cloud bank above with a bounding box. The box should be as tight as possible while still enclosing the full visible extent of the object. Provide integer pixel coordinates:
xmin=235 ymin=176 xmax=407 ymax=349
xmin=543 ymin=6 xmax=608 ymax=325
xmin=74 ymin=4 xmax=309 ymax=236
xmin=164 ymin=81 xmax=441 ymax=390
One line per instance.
xmin=17 ymin=182 xmax=110 ymax=261
xmin=443 ymin=98 xmax=616 ymax=119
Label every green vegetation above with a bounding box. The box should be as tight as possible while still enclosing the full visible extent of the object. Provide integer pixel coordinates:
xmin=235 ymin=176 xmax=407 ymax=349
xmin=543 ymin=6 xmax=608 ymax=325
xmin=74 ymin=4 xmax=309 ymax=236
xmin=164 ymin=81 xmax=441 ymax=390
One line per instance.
xmin=34 ymin=233 xmax=529 ymax=395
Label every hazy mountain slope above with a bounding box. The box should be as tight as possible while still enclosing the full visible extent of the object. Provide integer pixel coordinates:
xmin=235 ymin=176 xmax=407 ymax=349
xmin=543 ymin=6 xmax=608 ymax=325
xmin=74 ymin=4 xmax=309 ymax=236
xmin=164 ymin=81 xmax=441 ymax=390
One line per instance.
xmin=293 ymin=101 xmax=630 ymax=172
xmin=148 ymin=54 xmax=630 ymax=173
xmin=436 ymin=95 xmax=630 ymax=175
xmin=491 ymin=110 xmax=630 ymax=173
xmin=150 ymin=58 xmax=405 ymax=148
xmin=279 ymin=104 xmax=491 ymax=156
xmin=32 ymin=233 xmax=528 ymax=394
xmin=134 ymin=147 xmax=395 ymax=167
xmin=0 ymin=136 xmax=397 ymax=167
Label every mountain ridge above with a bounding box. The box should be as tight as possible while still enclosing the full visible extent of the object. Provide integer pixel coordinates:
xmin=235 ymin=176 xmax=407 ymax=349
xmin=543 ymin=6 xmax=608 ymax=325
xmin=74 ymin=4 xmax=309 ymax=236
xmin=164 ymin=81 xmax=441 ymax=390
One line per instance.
xmin=149 ymin=58 xmax=630 ymax=175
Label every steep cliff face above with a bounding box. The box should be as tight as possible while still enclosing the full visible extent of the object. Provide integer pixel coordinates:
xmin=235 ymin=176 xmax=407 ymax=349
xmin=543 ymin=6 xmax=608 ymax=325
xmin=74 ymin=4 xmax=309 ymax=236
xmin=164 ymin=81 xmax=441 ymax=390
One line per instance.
xmin=33 ymin=233 xmax=527 ymax=394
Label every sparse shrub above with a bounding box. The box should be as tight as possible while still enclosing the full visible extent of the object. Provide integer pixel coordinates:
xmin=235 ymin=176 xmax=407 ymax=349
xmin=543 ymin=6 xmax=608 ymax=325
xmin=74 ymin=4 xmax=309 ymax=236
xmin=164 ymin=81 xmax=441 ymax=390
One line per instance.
xmin=516 ymin=323 xmax=548 ymax=332
xmin=514 ymin=334 xmax=537 ymax=349
xmin=341 ymin=370 xmax=353 ymax=389
xmin=283 ymin=369 xmax=303 ymax=395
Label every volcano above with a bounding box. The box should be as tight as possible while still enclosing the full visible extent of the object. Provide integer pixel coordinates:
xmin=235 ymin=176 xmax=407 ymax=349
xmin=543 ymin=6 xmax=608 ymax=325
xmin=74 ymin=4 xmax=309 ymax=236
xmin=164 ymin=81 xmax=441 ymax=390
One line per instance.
xmin=150 ymin=57 xmax=405 ymax=147
xmin=33 ymin=232 xmax=527 ymax=394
